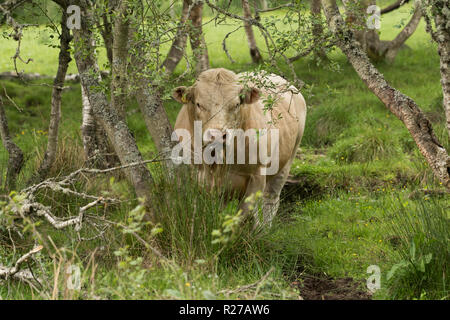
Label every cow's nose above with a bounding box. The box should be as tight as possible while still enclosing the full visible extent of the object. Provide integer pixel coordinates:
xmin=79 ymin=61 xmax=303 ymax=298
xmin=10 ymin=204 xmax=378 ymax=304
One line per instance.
xmin=204 ymin=129 xmax=224 ymax=142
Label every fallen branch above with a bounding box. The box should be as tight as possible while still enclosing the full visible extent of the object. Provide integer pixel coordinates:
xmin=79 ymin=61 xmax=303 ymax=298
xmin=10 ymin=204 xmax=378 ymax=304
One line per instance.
xmin=10 ymin=195 xmax=108 ymax=231
xmin=0 ymin=71 xmax=109 ymax=83
xmin=0 ymin=245 xmax=42 ymax=282
xmin=7 ymin=155 xmax=169 ymax=234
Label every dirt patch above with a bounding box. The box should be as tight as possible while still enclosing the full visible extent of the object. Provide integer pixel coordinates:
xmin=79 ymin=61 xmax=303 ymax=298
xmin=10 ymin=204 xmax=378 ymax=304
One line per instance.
xmin=281 ymin=175 xmax=325 ymax=202
xmin=294 ymin=275 xmax=372 ymax=300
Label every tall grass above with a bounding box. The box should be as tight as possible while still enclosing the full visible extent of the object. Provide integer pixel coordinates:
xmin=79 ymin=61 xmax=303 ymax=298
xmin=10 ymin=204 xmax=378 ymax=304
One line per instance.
xmin=385 ymin=198 xmax=449 ymax=299
xmin=150 ymin=165 xmax=266 ymax=266
xmin=328 ymin=126 xmax=403 ymax=164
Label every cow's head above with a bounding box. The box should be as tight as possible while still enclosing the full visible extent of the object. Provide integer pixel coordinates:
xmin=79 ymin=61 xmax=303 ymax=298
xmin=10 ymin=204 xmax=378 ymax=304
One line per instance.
xmin=172 ymin=68 xmax=260 ymax=142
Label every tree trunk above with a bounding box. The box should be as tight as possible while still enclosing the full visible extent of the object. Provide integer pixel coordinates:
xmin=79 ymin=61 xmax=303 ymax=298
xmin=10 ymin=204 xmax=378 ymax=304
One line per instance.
xmin=161 ymin=0 xmax=192 ymax=74
xmin=80 ymin=85 xmax=117 ymax=168
xmin=100 ymin=12 xmax=114 ymax=67
xmin=80 ymin=85 xmax=98 ymax=163
xmin=135 ymin=85 xmax=176 ymax=168
xmin=97 ymin=0 xmax=117 ymax=66
xmin=260 ymin=0 xmax=268 ymax=10
xmin=242 ymin=0 xmax=262 ymax=64
xmin=342 ymin=0 xmax=421 ymax=62
xmin=321 ymin=0 xmax=450 ymax=188
xmin=342 ymin=0 xmax=371 ymax=51
xmin=189 ymin=1 xmax=209 ymax=75
xmin=111 ymin=0 xmax=130 ymax=119
xmin=311 ymin=0 xmax=327 ymax=58
xmin=0 ymin=96 xmax=24 ymax=191
xmin=384 ymin=0 xmax=422 ymax=63
xmin=428 ymin=0 xmax=450 ymax=139
xmin=72 ymin=1 xmax=155 ymax=209
xmin=35 ymin=9 xmax=71 ymax=181
xmin=126 ymin=2 xmax=177 ymax=168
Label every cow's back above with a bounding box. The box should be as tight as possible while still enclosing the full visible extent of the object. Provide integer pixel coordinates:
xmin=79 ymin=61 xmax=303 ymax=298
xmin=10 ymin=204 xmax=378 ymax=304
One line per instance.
xmin=237 ymin=72 xmax=307 ymax=173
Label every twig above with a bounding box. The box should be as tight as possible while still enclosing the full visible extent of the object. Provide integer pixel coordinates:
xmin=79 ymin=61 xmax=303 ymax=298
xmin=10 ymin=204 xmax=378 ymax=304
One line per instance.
xmin=255 ymin=3 xmax=294 ymax=14
xmin=222 ymin=25 xmax=242 ymax=63
xmin=1 ymin=83 xmax=22 ymax=112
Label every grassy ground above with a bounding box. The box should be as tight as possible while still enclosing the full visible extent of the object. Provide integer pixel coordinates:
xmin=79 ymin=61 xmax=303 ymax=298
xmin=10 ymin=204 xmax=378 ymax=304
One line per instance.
xmin=0 ymin=3 xmax=448 ymax=300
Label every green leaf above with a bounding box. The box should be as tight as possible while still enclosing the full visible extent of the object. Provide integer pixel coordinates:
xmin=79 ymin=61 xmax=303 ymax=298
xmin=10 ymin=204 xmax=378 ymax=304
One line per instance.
xmin=387 ymin=261 xmax=408 ymax=281
xmin=418 ymin=259 xmax=426 ymax=273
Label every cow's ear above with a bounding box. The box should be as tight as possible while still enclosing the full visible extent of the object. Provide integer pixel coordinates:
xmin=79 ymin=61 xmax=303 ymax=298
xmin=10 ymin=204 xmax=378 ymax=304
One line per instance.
xmin=173 ymin=86 xmax=191 ymax=104
xmin=240 ymin=87 xmax=260 ymax=105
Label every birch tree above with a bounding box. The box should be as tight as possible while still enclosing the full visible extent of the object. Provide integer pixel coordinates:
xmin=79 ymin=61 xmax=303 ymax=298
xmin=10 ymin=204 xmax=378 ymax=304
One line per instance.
xmin=321 ymin=0 xmax=450 ymax=188
xmin=69 ymin=0 xmax=156 ymax=210
xmin=189 ymin=0 xmax=210 ymax=75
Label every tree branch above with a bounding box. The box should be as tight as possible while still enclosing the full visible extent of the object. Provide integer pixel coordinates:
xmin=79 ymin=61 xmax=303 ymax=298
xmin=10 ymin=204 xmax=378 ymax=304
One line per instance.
xmin=381 ymin=0 xmax=410 ymax=15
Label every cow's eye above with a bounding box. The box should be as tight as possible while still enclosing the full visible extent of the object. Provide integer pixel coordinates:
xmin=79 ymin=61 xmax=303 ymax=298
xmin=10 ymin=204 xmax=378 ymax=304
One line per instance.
xmin=196 ymin=103 xmax=202 ymax=109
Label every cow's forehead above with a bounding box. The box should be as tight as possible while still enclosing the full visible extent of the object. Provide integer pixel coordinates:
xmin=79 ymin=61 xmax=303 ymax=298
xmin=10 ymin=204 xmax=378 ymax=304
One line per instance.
xmin=193 ymin=81 xmax=241 ymax=102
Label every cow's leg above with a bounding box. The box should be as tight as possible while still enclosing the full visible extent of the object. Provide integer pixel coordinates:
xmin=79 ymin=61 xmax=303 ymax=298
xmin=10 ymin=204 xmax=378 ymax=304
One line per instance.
xmin=239 ymin=174 xmax=266 ymax=225
xmin=262 ymin=136 xmax=301 ymax=226
xmin=262 ymin=161 xmax=291 ymax=227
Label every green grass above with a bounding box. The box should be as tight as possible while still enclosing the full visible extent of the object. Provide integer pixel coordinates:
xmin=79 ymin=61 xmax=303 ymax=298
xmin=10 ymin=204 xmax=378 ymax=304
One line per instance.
xmin=1 ymin=3 xmax=449 ymax=300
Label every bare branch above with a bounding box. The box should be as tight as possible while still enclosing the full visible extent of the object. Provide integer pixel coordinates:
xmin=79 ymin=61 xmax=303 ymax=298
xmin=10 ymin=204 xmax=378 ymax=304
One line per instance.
xmin=0 ymin=245 xmax=42 ymax=282
xmin=222 ymin=25 xmax=242 ymax=63
xmin=381 ymin=0 xmax=410 ymax=15
xmin=255 ymin=3 xmax=294 ymax=13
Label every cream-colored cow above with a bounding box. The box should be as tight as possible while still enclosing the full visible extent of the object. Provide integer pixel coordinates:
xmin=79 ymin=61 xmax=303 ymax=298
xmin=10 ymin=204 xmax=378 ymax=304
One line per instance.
xmin=172 ymin=68 xmax=306 ymax=226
